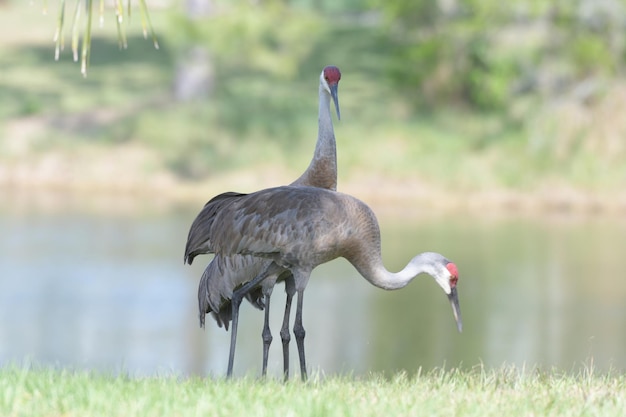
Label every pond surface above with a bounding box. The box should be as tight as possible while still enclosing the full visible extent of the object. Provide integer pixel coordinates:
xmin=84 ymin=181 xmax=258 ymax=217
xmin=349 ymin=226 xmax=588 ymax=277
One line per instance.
xmin=1 ymin=196 xmax=625 ymax=378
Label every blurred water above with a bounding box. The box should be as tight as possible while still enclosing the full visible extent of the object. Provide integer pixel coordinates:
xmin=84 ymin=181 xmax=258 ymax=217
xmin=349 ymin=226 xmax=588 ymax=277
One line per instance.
xmin=1 ymin=198 xmax=625 ymax=378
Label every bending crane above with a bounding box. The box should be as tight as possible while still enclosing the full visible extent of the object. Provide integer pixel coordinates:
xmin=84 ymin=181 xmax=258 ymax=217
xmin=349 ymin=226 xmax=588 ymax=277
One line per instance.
xmin=194 ymin=185 xmax=463 ymax=380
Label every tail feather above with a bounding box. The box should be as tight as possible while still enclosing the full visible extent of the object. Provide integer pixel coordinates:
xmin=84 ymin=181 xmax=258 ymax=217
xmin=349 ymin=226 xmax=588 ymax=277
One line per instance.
xmin=197 ymin=253 xmax=267 ymax=329
xmin=184 ymin=192 xmax=247 ymax=264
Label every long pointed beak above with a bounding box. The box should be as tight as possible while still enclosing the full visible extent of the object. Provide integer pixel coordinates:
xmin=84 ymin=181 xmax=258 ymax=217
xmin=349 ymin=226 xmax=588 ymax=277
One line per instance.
xmin=330 ymin=84 xmax=340 ymax=120
xmin=448 ymin=287 xmax=463 ymax=333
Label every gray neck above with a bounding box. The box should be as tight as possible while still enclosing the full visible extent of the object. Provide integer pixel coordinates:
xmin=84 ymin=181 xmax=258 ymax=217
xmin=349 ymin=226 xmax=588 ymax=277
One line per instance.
xmin=354 ymin=252 xmax=437 ymax=291
xmin=291 ymin=84 xmax=337 ymax=190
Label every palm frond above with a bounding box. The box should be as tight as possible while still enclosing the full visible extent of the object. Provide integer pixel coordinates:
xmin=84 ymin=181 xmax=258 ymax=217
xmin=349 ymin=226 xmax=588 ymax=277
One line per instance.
xmin=49 ymin=0 xmax=159 ymax=77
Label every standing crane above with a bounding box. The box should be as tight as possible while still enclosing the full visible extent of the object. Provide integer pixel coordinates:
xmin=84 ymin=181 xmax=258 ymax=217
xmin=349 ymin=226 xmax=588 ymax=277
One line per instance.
xmin=192 ymin=185 xmax=463 ymax=381
xmin=185 ymin=66 xmax=342 ymax=379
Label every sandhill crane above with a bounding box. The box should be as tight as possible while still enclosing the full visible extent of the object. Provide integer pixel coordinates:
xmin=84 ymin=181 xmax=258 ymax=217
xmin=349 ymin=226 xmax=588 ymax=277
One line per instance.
xmin=185 ymin=66 xmax=341 ymax=379
xmin=194 ymin=185 xmax=463 ymax=381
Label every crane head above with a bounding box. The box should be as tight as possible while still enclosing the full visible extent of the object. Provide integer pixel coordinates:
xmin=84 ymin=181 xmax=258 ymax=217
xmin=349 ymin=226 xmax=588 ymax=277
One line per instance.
xmin=445 ymin=262 xmax=463 ymax=333
xmin=321 ymin=65 xmax=341 ymax=120
xmin=415 ymin=252 xmax=463 ymax=333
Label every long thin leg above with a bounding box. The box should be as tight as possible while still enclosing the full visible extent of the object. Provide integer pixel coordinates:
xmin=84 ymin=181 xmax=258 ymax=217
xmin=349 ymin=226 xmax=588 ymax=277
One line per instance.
xmin=226 ymin=295 xmax=242 ymax=378
xmin=261 ymin=292 xmax=272 ymax=377
xmin=226 ymin=263 xmax=282 ymax=378
xmin=280 ymin=276 xmax=296 ymax=381
xmin=293 ymin=289 xmax=307 ymax=381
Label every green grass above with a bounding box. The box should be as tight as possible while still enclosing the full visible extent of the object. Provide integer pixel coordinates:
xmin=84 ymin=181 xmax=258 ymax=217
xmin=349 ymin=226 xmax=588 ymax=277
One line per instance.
xmin=2 ymin=365 xmax=625 ymax=417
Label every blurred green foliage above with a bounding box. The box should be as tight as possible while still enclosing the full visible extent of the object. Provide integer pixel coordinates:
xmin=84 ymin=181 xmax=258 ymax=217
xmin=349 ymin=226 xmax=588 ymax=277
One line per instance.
xmin=4 ymin=0 xmax=626 ymax=192
xmin=373 ymin=0 xmax=626 ymax=110
xmin=168 ymin=2 xmax=322 ymax=79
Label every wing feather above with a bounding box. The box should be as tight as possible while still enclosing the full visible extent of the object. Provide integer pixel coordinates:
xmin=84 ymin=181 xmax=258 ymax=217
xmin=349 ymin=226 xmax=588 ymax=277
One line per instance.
xmin=210 ymin=187 xmax=326 ymax=258
xmin=184 ymin=191 xmax=247 ymax=264
xmin=198 ymin=253 xmax=268 ymax=328
xmin=190 ymin=185 xmax=355 ymax=328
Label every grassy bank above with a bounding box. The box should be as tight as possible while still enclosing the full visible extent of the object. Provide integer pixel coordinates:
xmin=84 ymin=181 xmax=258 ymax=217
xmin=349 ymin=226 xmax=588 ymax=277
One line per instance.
xmin=3 ymin=3 xmax=626 ymax=214
xmin=2 ymin=365 xmax=625 ymax=417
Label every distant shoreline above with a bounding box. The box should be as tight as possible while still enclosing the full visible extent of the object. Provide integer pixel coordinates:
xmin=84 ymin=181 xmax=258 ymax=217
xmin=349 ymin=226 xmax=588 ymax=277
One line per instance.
xmin=3 ymin=172 xmax=626 ymax=218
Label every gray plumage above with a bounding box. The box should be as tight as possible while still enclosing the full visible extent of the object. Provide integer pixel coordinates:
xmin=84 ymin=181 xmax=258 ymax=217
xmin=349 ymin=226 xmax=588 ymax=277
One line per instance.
xmin=185 ymin=66 xmax=342 ymax=379
xmin=196 ymin=185 xmax=463 ymax=380
xmin=186 ymin=66 xmax=341 ymax=327
xmin=185 ymin=191 xmax=266 ymax=327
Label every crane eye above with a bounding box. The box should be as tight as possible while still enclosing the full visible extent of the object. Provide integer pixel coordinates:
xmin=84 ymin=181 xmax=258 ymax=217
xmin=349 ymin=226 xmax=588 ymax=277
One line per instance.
xmin=450 ymin=276 xmax=458 ymax=287
xmin=325 ymin=76 xmax=329 ymax=81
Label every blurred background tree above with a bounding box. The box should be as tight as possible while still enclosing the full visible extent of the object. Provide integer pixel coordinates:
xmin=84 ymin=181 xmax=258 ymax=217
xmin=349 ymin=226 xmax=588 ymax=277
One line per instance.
xmin=371 ymin=0 xmax=626 ymax=166
xmin=373 ymin=0 xmax=625 ymax=108
xmin=4 ymin=0 xmax=626 ymax=195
